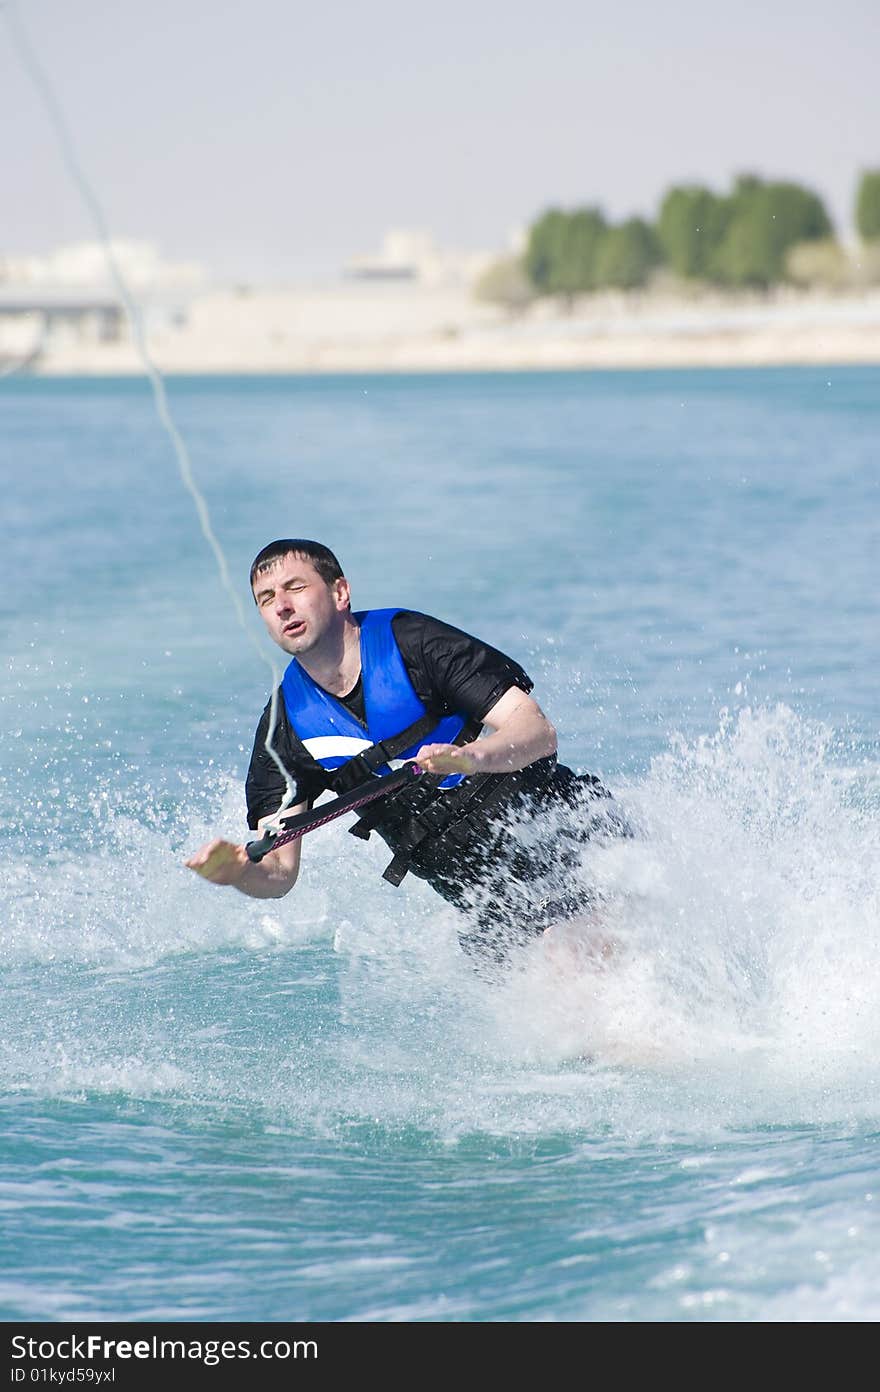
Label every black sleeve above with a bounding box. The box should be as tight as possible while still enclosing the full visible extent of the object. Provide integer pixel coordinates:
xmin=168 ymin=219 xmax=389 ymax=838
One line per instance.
xmin=244 ymin=696 xmax=324 ymax=830
xmin=391 ymin=611 xmax=533 ymax=722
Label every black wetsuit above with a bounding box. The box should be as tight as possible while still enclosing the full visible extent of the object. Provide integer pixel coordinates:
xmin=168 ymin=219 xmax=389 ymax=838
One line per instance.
xmin=246 ymin=611 xmax=628 ymax=964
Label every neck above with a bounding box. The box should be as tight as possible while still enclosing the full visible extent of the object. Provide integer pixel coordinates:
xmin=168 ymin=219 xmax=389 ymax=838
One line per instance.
xmin=295 ymin=611 xmax=361 ymax=696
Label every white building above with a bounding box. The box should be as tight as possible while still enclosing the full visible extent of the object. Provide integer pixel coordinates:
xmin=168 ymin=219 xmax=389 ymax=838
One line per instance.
xmin=343 ymin=228 xmax=492 ymax=288
xmin=0 ymin=240 xmax=206 ymax=368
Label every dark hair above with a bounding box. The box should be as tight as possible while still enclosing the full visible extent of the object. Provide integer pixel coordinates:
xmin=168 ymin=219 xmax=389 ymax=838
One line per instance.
xmin=249 ymin=539 xmax=345 ymax=592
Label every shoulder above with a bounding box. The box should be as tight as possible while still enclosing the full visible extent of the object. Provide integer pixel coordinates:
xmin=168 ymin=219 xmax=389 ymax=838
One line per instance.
xmin=390 ymin=608 xmax=486 ymax=649
xmin=250 ymin=688 xmax=296 ymax=759
xmin=389 ymin=609 xmax=533 ymax=717
xmin=246 ymin=687 xmax=322 ymax=828
xmin=390 ymin=609 xmax=489 ymax=669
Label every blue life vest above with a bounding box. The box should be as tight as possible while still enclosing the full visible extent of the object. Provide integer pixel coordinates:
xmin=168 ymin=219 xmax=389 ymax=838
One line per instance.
xmin=280 ymin=608 xmax=469 ymax=787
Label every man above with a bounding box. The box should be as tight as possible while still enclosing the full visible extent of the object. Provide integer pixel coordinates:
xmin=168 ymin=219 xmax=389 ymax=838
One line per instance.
xmin=186 ymin=539 xmax=628 ymax=966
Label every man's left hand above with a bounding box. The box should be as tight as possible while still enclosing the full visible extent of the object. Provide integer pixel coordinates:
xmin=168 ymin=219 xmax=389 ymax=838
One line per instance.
xmin=415 ymin=743 xmax=478 ymax=775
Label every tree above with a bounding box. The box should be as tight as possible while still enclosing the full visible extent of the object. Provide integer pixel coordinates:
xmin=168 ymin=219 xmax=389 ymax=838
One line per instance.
xmin=855 ymin=170 xmax=880 ymax=241
xmin=594 ymin=218 xmax=664 ymax=289
xmin=524 ymin=206 xmax=607 ymax=303
xmin=558 ymin=207 xmax=607 ymax=297
xmin=656 ymin=185 xmax=730 ymax=279
xmin=713 ymin=178 xmax=833 ymax=287
xmin=523 ymin=208 xmax=569 ymax=294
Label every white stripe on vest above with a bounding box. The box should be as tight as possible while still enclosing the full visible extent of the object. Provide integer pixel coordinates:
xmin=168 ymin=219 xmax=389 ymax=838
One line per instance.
xmin=301 ymin=734 xmax=405 ymax=769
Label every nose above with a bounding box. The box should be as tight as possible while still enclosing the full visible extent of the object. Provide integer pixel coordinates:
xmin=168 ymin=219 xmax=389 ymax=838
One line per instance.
xmin=275 ymin=591 xmax=294 ymax=617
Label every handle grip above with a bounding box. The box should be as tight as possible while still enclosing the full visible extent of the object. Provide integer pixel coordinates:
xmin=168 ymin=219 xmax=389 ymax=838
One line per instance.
xmin=245 ymin=761 xmax=423 ymax=863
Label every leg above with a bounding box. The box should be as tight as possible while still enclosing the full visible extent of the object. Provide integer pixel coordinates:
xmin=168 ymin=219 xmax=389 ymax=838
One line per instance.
xmin=540 ymin=905 xmax=617 ymax=973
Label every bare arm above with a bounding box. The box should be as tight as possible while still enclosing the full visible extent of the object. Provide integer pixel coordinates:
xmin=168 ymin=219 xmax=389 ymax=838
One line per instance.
xmin=184 ymin=805 xmax=304 ymax=898
xmin=415 ymin=686 xmax=557 ymax=777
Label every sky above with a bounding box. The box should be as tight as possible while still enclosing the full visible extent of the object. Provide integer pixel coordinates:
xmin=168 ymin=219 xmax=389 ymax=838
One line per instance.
xmin=2 ymin=0 xmax=879 ymax=283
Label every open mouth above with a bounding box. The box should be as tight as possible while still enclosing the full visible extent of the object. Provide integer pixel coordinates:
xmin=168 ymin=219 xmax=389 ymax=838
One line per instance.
xmin=283 ymin=621 xmax=306 ymax=637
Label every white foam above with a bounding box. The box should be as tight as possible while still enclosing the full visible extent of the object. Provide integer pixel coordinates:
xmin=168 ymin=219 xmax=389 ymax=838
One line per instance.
xmin=4 ymin=706 xmax=880 ymax=1138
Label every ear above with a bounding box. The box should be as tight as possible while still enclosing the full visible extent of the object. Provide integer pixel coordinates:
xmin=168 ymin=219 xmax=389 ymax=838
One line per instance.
xmin=334 ymin=577 xmax=352 ymax=612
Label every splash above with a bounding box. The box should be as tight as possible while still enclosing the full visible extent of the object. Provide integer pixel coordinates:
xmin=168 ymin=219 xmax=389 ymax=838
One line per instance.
xmin=3 ymin=705 xmax=879 ymax=1138
xmin=486 ymin=705 xmax=880 ymax=1083
xmin=0 ymin=774 xmax=333 ymax=971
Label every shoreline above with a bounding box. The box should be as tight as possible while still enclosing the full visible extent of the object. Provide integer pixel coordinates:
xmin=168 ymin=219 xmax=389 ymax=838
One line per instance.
xmin=3 ymin=283 xmax=879 ymax=376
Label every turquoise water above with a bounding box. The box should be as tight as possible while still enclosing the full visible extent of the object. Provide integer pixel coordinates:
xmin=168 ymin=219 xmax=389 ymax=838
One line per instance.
xmin=2 ymin=366 xmax=879 ymax=1322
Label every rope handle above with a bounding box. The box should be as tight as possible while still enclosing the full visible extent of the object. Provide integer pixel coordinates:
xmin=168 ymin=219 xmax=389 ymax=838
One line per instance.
xmin=245 ymin=762 xmax=423 ymax=862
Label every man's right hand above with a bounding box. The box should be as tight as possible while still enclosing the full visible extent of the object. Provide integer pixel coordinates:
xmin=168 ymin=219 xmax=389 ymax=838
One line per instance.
xmin=185 ymin=838 xmax=250 ymax=885
xmin=185 ymin=823 xmax=302 ymax=898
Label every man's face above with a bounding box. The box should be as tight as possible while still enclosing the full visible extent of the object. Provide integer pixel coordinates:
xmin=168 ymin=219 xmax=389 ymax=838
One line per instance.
xmin=252 ymin=554 xmax=350 ymax=657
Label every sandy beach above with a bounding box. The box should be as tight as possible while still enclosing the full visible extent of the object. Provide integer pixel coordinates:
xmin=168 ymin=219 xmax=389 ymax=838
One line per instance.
xmin=4 ymin=279 xmax=880 ymax=375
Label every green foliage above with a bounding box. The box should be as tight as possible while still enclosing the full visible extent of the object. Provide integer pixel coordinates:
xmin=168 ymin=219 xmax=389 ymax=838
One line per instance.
xmin=855 ymin=170 xmax=880 ymax=241
xmin=594 ymin=218 xmax=663 ymax=289
xmin=656 ymin=185 xmax=731 ymax=279
xmin=523 ymin=208 xmax=568 ymax=293
xmin=560 ymin=208 xmax=608 ymax=294
xmin=713 ymin=178 xmax=833 ymax=287
xmin=523 ymin=172 xmax=839 ymax=299
xmin=524 ymin=206 xmax=607 ymax=299
xmin=654 ymin=175 xmax=832 ymax=287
